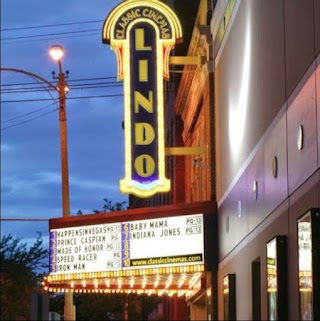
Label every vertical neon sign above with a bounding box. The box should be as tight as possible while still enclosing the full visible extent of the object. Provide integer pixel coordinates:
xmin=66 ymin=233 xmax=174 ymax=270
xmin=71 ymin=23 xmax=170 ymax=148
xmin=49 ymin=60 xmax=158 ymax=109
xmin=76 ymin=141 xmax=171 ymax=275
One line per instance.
xmin=102 ymin=0 xmax=182 ymax=198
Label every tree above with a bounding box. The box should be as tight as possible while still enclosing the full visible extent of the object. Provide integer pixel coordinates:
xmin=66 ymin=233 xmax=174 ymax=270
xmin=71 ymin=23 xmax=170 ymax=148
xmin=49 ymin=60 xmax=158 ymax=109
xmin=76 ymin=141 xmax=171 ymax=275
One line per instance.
xmin=0 ymin=233 xmax=48 ymax=320
xmin=76 ymin=198 xmax=127 ymax=215
xmin=93 ymin=198 xmax=127 ymax=213
xmin=74 ymin=293 xmax=125 ymax=320
xmin=55 ymin=198 xmax=128 ymax=319
xmin=50 ymin=293 xmax=145 ymax=320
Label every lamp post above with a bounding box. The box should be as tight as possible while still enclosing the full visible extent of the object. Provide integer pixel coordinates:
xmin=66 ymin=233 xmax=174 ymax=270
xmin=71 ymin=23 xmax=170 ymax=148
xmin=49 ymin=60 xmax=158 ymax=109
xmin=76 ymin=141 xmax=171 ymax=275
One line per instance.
xmin=1 ymin=46 xmax=75 ymax=320
xmin=49 ymin=45 xmax=75 ymax=321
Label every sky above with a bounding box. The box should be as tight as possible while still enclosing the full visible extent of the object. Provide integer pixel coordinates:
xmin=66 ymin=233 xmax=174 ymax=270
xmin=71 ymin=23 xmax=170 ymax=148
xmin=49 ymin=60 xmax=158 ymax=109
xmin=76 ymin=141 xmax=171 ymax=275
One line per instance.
xmin=1 ymin=0 xmax=128 ymax=247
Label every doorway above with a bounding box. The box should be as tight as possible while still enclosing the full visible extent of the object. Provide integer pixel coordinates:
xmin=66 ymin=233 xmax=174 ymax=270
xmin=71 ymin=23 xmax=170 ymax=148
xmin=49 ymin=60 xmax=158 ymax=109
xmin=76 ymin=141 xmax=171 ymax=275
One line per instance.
xmin=252 ymin=258 xmax=261 ymax=320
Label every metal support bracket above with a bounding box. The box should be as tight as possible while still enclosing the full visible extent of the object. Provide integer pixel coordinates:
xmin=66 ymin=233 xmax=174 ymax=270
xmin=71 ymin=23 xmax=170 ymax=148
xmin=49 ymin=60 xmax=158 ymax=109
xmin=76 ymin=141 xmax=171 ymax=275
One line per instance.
xmin=165 ymin=146 xmax=207 ymax=156
xmin=169 ymin=54 xmax=206 ymax=68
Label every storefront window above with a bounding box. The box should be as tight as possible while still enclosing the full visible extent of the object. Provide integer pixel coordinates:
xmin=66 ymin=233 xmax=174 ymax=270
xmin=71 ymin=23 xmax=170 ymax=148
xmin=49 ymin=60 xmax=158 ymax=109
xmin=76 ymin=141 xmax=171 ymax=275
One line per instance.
xmin=297 ymin=209 xmax=320 ymax=320
xmin=223 ymin=274 xmax=236 ymax=320
xmin=267 ymin=238 xmax=277 ymax=320
xmin=266 ymin=236 xmax=287 ymax=320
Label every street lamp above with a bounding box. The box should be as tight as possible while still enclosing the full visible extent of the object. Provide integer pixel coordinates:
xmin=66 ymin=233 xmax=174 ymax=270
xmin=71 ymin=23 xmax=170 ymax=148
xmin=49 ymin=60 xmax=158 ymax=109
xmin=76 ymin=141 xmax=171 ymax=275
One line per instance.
xmin=1 ymin=46 xmax=75 ymax=320
xmin=49 ymin=45 xmax=75 ymax=321
xmin=49 ymin=45 xmax=70 ymax=220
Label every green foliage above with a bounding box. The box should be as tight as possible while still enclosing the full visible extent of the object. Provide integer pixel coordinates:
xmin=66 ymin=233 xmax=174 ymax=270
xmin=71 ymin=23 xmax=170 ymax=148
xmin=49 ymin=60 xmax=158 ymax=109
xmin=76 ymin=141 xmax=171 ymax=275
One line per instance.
xmin=49 ymin=293 xmax=64 ymax=318
xmin=50 ymin=293 xmax=126 ymax=320
xmin=91 ymin=198 xmax=127 ymax=214
xmin=76 ymin=293 xmax=125 ymax=320
xmin=76 ymin=198 xmax=127 ymax=215
xmin=0 ymin=198 xmax=128 ymax=319
xmin=0 ymin=233 xmax=49 ymax=320
xmin=0 ymin=232 xmax=48 ymax=270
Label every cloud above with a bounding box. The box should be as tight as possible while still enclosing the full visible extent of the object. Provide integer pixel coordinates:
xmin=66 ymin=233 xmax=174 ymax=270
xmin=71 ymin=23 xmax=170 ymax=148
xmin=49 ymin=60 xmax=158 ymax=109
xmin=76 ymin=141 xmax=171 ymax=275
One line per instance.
xmin=1 ymin=0 xmax=128 ymax=246
xmin=1 ymin=144 xmax=15 ymax=152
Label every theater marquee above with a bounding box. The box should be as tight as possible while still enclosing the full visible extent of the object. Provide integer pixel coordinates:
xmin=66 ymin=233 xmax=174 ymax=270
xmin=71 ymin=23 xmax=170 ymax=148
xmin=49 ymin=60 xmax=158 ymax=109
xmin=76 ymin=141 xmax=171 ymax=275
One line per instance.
xmin=42 ymin=202 xmax=216 ymax=295
xmin=102 ymin=0 xmax=182 ymax=198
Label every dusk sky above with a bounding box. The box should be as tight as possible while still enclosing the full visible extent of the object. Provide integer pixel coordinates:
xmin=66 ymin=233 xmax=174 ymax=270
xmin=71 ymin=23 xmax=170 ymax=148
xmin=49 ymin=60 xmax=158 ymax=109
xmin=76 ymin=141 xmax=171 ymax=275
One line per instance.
xmin=1 ymin=0 xmax=128 ymax=246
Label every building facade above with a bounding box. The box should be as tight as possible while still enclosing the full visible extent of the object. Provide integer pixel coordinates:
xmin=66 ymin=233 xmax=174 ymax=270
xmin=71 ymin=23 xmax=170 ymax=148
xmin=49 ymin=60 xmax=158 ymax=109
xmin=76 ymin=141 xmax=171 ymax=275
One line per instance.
xmin=42 ymin=1 xmax=319 ymax=320
xmin=211 ymin=0 xmax=319 ymax=319
xmin=131 ymin=0 xmax=320 ymax=320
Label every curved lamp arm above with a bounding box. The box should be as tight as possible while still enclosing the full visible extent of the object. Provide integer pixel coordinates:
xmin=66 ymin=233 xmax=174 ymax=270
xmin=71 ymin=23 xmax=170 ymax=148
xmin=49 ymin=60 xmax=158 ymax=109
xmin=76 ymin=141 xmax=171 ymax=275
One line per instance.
xmin=1 ymin=67 xmax=58 ymax=92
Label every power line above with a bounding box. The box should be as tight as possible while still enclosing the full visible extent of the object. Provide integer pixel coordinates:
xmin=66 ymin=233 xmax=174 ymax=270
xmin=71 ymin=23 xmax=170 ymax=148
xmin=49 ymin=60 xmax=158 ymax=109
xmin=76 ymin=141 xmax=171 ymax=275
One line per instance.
xmin=0 ymin=20 xmax=104 ymax=32
xmin=0 ymin=218 xmax=49 ymax=221
xmin=1 ymin=32 xmax=100 ymax=45
xmin=1 ymin=102 xmax=58 ymax=124
xmin=1 ymin=108 xmax=58 ymax=131
xmin=2 ymin=28 xmax=101 ymax=41
xmin=1 ymin=94 xmax=123 ymax=103
xmin=68 ymin=76 xmax=118 ymax=82
xmin=0 ymin=91 xmax=123 ymax=131
xmin=1 ymin=82 xmax=122 ymax=94
xmin=1 ymin=76 xmax=118 ymax=86
xmin=1 ymin=20 xmax=104 ymax=45
xmin=0 ymin=73 xmax=124 ymax=130
xmin=1 ymin=75 xmax=124 ymax=97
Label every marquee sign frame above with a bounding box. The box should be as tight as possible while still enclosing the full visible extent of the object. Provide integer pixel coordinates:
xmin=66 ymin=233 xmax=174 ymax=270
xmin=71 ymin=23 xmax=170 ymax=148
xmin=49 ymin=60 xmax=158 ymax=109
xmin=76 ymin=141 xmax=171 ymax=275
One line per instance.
xmin=42 ymin=202 xmax=216 ymax=295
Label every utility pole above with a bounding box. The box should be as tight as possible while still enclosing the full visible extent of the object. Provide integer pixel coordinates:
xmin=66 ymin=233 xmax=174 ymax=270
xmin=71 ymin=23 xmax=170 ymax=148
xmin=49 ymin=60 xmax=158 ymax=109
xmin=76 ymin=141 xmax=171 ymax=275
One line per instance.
xmin=49 ymin=45 xmax=76 ymax=321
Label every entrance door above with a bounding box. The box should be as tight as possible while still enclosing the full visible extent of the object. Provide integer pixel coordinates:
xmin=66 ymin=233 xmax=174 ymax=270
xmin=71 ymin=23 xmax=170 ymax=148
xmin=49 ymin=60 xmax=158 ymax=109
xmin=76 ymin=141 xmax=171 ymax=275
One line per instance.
xmin=252 ymin=258 xmax=261 ymax=320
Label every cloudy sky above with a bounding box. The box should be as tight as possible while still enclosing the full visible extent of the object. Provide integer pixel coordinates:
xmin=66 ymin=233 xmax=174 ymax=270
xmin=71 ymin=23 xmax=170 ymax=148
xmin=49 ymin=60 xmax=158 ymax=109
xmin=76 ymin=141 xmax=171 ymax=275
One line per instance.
xmin=1 ymin=0 xmax=128 ymax=245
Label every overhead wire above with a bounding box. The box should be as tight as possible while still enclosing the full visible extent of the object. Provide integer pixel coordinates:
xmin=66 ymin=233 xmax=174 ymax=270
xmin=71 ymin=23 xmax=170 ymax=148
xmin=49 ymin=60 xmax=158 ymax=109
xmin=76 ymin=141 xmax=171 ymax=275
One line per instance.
xmin=1 ymin=76 xmax=118 ymax=86
xmin=0 ymin=19 xmax=174 ymax=131
xmin=2 ymin=29 xmax=101 ymax=41
xmin=1 ymin=21 xmax=117 ymax=135
xmin=2 ymin=32 xmax=100 ymax=45
xmin=1 ymin=74 xmax=123 ymax=130
xmin=1 ymin=81 xmax=122 ymax=94
xmin=1 ymin=20 xmax=104 ymax=45
xmin=0 ymin=75 xmax=123 ymax=129
xmin=1 ymin=79 xmax=124 ymax=102
xmin=0 ymin=19 xmax=104 ymax=32
xmin=1 ymin=108 xmax=59 ymax=131
xmin=1 ymin=94 xmax=124 ymax=103
xmin=1 ymin=102 xmax=58 ymax=124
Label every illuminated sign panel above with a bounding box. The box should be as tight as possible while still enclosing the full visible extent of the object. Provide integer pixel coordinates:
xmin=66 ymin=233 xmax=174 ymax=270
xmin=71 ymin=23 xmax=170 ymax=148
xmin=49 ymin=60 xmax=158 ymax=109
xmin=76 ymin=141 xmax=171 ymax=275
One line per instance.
xmin=130 ymin=23 xmax=159 ymax=185
xmin=49 ymin=214 xmax=204 ymax=275
xmin=102 ymin=0 xmax=182 ymax=197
